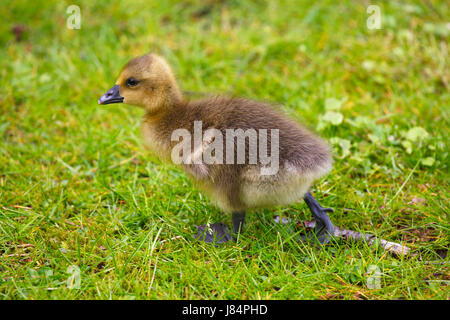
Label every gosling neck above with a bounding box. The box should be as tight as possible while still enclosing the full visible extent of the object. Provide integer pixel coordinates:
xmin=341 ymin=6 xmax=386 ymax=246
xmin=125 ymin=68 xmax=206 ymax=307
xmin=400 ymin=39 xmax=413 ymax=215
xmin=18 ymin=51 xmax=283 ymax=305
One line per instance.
xmin=143 ymin=89 xmax=185 ymax=119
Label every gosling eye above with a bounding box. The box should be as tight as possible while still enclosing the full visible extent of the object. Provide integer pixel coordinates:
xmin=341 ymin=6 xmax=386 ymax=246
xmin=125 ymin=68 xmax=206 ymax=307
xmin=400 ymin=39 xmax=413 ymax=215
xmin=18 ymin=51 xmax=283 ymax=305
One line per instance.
xmin=126 ymin=77 xmax=139 ymax=87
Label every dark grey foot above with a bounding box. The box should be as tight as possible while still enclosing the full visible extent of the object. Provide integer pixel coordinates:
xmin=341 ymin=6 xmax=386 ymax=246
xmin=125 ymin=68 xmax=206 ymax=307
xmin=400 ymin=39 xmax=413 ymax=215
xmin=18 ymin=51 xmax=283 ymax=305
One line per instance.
xmin=194 ymin=223 xmax=233 ymax=243
xmin=194 ymin=212 xmax=246 ymax=244
xmin=302 ymin=191 xmax=335 ymax=245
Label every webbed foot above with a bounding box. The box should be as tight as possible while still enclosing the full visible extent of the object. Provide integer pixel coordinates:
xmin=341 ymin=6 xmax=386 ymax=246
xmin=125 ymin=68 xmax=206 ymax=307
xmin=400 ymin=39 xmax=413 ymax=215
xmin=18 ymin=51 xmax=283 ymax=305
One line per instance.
xmin=302 ymin=192 xmax=335 ymax=245
xmin=194 ymin=223 xmax=233 ymax=244
xmin=194 ymin=212 xmax=246 ymax=244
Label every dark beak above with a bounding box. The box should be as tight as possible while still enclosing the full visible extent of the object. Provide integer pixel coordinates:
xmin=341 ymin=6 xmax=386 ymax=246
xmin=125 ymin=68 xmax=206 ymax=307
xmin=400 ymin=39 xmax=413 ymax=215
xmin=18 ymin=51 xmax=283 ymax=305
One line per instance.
xmin=98 ymin=85 xmax=124 ymax=105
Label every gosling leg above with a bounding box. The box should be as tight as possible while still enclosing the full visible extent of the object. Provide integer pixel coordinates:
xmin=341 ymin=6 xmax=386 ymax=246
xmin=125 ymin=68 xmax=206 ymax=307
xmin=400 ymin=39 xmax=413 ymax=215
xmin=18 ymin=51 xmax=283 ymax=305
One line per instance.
xmin=232 ymin=211 xmax=246 ymax=235
xmin=302 ymin=191 xmax=335 ymax=245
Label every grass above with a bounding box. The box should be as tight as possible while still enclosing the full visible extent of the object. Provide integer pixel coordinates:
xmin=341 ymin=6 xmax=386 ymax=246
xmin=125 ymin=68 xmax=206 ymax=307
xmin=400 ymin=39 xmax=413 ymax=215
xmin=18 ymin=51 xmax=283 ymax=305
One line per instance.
xmin=0 ymin=0 xmax=449 ymax=299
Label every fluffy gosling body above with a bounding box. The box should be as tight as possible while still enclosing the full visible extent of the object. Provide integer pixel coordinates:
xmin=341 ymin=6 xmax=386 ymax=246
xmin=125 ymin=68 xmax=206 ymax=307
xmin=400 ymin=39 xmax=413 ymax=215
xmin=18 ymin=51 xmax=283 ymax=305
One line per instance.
xmin=99 ymin=53 xmax=335 ymax=244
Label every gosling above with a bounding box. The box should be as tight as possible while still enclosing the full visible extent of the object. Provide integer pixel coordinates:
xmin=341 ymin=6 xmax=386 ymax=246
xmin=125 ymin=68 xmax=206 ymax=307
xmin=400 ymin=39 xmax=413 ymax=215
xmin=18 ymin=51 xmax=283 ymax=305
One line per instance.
xmin=99 ymin=53 xmax=335 ymax=244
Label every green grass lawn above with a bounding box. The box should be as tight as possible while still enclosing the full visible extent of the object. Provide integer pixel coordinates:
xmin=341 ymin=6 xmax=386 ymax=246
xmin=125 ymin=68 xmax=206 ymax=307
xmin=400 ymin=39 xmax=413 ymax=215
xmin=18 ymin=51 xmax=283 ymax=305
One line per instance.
xmin=0 ymin=0 xmax=449 ymax=299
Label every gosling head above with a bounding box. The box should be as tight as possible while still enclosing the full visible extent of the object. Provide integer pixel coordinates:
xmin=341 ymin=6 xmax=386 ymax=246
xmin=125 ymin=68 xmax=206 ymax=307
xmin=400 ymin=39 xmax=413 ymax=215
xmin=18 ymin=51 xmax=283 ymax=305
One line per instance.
xmin=99 ymin=53 xmax=183 ymax=113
